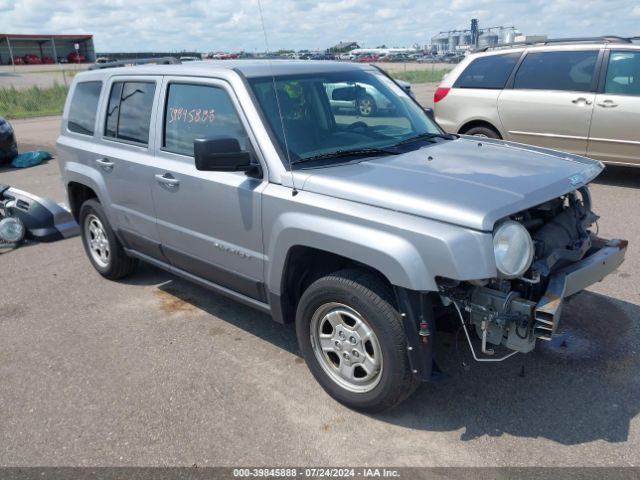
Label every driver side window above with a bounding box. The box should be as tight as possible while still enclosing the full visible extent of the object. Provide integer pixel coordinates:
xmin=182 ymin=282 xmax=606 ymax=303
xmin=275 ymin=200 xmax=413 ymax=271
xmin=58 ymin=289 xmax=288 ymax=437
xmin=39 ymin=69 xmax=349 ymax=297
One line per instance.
xmin=163 ymin=83 xmax=249 ymax=157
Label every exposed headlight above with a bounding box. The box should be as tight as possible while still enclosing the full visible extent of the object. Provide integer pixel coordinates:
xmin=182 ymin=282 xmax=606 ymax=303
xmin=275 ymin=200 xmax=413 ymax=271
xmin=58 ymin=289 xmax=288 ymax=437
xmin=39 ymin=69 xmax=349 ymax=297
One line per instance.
xmin=493 ymin=220 xmax=534 ymax=278
xmin=0 ymin=217 xmax=25 ymax=244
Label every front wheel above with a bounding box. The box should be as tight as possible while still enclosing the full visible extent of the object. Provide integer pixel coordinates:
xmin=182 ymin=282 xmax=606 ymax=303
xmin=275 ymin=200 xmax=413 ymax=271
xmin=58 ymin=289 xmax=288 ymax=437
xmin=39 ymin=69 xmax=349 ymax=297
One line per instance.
xmin=296 ymin=270 xmax=417 ymax=412
xmin=357 ymin=94 xmax=377 ymax=117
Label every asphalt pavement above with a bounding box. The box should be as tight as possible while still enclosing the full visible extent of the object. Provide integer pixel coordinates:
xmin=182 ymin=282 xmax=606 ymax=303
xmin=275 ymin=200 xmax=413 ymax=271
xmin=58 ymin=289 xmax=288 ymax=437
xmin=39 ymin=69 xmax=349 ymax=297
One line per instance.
xmin=0 ymin=116 xmax=638 ymax=467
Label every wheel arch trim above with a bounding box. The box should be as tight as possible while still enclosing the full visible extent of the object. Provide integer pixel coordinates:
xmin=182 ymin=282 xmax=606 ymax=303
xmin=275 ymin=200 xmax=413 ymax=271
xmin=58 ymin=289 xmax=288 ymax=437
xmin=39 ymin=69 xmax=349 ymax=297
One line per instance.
xmin=458 ymin=118 xmax=504 ymax=138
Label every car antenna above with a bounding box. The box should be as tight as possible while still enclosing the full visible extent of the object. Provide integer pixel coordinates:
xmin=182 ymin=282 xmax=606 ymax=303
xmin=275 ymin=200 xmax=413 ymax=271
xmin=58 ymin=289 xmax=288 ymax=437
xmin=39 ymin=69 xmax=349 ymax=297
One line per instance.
xmin=257 ymin=0 xmax=298 ymax=196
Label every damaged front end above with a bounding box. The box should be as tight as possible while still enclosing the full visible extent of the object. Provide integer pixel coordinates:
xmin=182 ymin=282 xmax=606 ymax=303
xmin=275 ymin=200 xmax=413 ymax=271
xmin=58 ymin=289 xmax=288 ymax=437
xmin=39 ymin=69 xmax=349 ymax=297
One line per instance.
xmin=0 ymin=184 xmax=78 ymax=248
xmin=438 ymin=186 xmax=627 ymax=360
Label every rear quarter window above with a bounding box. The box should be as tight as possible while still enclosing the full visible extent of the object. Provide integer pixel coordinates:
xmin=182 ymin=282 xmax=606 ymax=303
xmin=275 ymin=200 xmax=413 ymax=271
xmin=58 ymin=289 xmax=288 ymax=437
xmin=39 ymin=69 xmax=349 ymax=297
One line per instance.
xmin=513 ymin=50 xmax=599 ymax=92
xmin=453 ymin=53 xmax=521 ymax=89
xmin=67 ymin=81 xmax=102 ymax=135
xmin=605 ymin=51 xmax=640 ymax=96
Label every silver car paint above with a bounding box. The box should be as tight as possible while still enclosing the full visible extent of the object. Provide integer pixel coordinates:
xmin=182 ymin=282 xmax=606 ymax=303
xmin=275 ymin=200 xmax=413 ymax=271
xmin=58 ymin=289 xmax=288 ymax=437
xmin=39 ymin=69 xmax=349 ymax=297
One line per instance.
xmin=150 ymin=76 xmax=268 ymax=285
xmin=299 ymin=137 xmax=602 ymax=231
xmin=58 ymin=75 xmax=163 ymax=244
xmin=58 ymin=61 xmax=604 ymax=308
xmin=262 ymin=182 xmax=496 ymax=294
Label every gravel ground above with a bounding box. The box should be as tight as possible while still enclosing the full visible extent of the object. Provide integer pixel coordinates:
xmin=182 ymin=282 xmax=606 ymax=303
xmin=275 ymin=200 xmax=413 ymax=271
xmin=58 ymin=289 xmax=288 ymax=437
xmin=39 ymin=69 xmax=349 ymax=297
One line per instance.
xmin=0 ymin=116 xmax=638 ymax=467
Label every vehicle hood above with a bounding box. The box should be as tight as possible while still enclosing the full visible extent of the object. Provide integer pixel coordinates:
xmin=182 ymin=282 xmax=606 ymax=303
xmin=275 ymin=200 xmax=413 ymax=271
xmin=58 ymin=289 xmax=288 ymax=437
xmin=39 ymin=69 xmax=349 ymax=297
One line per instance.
xmin=298 ymin=137 xmax=603 ymax=231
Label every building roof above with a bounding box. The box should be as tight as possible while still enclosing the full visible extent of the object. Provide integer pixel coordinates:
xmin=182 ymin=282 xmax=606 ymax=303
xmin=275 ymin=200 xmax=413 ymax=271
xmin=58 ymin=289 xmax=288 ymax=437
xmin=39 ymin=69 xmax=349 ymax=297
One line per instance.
xmin=0 ymin=34 xmax=93 ymax=41
xmin=330 ymin=41 xmax=360 ymax=51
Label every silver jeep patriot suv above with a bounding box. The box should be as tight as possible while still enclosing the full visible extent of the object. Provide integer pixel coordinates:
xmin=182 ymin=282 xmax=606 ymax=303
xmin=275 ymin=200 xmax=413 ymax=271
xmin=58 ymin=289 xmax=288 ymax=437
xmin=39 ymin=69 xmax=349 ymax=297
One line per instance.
xmin=58 ymin=60 xmax=627 ymax=411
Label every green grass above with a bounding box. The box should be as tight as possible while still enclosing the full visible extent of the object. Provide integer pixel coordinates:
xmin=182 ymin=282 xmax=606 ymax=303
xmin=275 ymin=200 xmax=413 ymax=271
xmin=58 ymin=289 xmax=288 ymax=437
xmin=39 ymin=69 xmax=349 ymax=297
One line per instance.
xmin=0 ymin=83 xmax=69 ymax=119
xmin=391 ymin=68 xmax=452 ymax=84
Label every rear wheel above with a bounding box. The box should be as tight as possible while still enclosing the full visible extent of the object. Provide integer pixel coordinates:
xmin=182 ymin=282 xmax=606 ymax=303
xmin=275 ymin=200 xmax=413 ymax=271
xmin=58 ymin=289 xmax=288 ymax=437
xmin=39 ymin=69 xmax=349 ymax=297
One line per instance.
xmin=463 ymin=125 xmax=501 ymax=139
xmin=79 ymin=199 xmax=137 ymax=279
xmin=296 ymin=270 xmax=417 ymax=412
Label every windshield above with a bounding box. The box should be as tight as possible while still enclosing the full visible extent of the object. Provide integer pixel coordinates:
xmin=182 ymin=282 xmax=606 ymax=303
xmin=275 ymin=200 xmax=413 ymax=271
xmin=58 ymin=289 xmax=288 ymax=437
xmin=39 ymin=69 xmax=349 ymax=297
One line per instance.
xmin=247 ymin=69 xmax=443 ymax=168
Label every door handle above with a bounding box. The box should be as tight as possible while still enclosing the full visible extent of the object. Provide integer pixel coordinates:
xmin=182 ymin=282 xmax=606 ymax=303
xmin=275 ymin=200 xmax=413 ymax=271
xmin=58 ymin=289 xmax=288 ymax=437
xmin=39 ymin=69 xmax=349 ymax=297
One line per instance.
xmin=597 ymin=100 xmax=618 ymax=108
xmin=155 ymin=173 xmax=180 ymax=188
xmin=571 ymin=97 xmax=592 ymax=105
xmin=95 ymin=158 xmax=114 ymax=171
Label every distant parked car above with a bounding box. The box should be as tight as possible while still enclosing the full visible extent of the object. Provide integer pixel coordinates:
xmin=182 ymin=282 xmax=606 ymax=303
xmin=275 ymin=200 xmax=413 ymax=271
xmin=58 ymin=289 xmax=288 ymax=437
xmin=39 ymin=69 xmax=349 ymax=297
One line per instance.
xmin=339 ymin=53 xmax=356 ymax=61
xmin=443 ymin=54 xmax=465 ymax=64
xmin=382 ymin=53 xmax=411 ymax=62
xmin=67 ymin=52 xmax=86 ymax=63
xmin=179 ymin=56 xmax=200 ymax=62
xmin=311 ymin=53 xmax=334 ymax=60
xmin=325 ymin=78 xmax=413 ymax=116
xmin=210 ymin=52 xmax=231 ymax=59
xmin=10 ymin=56 xmax=25 ymax=65
xmin=355 ymin=55 xmax=379 ymax=63
xmin=57 ymin=56 xmax=69 ymax=64
xmin=417 ymin=55 xmax=440 ymax=63
xmin=22 ymin=54 xmax=42 ymax=65
xmin=41 ymin=56 xmax=55 ymax=64
xmin=434 ymin=36 xmax=640 ymax=166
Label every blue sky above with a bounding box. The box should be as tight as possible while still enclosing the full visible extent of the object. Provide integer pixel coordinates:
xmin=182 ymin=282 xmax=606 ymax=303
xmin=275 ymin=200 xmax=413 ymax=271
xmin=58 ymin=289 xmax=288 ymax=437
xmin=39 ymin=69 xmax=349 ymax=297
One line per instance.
xmin=1 ymin=0 xmax=638 ymax=52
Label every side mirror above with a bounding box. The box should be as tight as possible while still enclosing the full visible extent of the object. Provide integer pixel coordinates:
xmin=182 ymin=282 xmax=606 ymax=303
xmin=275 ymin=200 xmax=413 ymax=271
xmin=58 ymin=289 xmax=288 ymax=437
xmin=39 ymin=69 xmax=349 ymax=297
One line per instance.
xmin=194 ymin=137 xmax=252 ymax=172
xmin=423 ymin=107 xmax=435 ymax=121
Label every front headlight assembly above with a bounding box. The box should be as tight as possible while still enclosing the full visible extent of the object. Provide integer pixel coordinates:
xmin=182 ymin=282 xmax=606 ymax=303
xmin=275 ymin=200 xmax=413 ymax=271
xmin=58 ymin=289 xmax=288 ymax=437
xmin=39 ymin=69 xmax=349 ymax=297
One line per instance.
xmin=493 ymin=220 xmax=534 ymax=279
xmin=0 ymin=216 xmax=25 ymax=245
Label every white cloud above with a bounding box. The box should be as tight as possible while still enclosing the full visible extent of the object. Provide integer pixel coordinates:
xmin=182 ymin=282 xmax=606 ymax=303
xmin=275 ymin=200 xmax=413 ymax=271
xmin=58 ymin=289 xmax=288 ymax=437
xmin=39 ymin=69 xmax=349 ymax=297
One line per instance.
xmin=0 ymin=0 xmax=637 ymax=52
xmin=375 ymin=8 xmax=396 ymax=19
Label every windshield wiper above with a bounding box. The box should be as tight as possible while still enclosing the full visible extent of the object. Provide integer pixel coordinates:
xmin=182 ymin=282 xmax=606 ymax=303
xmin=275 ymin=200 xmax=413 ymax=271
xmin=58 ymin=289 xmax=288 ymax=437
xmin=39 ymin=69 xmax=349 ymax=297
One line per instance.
xmin=292 ymin=147 xmax=400 ymax=165
xmin=393 ymin=132 xmax=456 ymax=147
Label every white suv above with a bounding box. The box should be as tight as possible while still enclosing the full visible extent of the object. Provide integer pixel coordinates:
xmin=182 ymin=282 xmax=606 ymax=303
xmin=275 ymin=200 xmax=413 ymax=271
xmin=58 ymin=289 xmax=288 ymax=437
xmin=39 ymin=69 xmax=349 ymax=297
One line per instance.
xmin=434 ymin=37 xmax=640 ymax=167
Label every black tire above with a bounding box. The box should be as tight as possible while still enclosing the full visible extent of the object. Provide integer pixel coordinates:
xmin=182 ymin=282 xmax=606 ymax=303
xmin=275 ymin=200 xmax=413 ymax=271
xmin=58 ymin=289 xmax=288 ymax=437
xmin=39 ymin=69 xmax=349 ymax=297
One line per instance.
xmin=296 ymin=269 xmax=418 ymax=412
xmin=0 ymin=143 xmax=17 ymax=165
xmin=79 ymin=199 xmax=137 ymax=279
xmin=357 ymin=94 xmax=377 ymax=117
xmin=463 ymin=125 xmax=501 ymax=139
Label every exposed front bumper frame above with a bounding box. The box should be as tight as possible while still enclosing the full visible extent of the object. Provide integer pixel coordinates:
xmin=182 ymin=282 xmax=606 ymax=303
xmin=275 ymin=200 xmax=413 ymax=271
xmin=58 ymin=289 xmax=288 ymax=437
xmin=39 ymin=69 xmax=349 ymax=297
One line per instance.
xmin=534 ymin=238 xmax=628 ymax=340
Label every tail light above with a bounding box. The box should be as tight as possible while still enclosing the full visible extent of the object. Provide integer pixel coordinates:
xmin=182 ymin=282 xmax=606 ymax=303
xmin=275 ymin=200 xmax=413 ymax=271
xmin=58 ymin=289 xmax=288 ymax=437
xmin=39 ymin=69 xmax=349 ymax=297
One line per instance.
xmin=434 ymin=87 xmax=450 ymax=103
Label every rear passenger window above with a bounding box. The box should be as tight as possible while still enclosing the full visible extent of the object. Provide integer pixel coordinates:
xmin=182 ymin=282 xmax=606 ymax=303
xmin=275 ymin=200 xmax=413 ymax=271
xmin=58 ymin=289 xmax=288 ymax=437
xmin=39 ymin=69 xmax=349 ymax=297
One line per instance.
xmin=605 ymin=51 xmax=640 ymax=96
xmin=163 ymin=83 xmax=248 ymax=157
xmin=513 ymin=50 xmax=598 ymax=92
xmin=453 ymin=53 xmax=520 ymax=89
xmin=104 ymin=81 xmax=155 ymax=145
xmin=68 ymin=81 xmax=102 ymax=135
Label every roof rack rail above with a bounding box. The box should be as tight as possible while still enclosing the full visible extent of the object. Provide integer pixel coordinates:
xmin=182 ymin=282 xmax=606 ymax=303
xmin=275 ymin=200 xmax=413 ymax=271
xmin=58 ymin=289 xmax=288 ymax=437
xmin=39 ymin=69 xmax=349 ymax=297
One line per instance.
xmin=89 ymin=56 xmax=181 ymax=70
xmin=473 ymin=36 xmax=634 ymax=53
xmin=543 ymin=36 xmax=631 ymax=44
